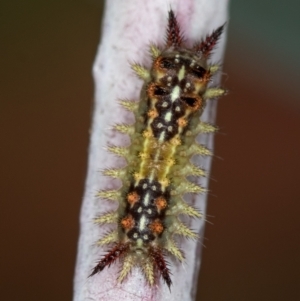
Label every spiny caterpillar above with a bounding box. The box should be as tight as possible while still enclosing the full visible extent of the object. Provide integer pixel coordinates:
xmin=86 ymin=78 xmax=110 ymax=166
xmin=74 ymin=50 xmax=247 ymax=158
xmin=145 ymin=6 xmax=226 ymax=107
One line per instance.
xmin=90 ymin=10 xmax=226 ymax=289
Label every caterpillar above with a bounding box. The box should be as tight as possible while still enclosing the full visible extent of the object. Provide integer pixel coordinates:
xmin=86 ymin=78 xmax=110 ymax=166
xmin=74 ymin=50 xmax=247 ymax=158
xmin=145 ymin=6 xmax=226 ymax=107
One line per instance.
xmin=90 ymin=9 xmax=226 ymax=289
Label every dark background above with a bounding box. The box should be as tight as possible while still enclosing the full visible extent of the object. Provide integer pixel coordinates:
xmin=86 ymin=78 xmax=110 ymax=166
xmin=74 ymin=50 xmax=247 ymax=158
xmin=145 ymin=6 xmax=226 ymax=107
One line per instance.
xmin=1 ymin=1 xmax=299 ymax=300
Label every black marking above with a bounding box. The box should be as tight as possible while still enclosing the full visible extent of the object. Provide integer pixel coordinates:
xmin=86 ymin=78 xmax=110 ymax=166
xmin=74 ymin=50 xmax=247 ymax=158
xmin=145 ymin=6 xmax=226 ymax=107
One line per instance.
xmin=160 ymin=57 xmax=176 ymax=69
xmin=124 ymin=179 xmax=169 ymax=242
xmin=155 ymin=99 xmax=172 ymax=112
xmin=181 ymin=96 xmax=198 ymax=108
xmin=154 ymin=85 xmax=169 ymax=96
xmin=190 ymin=65 xmax=206 ymax=78
xmin=151 ymin=116 xmax=179 ymax=140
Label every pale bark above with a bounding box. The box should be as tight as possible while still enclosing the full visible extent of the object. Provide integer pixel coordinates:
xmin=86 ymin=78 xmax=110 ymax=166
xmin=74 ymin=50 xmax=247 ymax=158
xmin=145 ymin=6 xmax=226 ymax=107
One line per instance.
xmin=74 ymin=1 xmax=229 ymax=300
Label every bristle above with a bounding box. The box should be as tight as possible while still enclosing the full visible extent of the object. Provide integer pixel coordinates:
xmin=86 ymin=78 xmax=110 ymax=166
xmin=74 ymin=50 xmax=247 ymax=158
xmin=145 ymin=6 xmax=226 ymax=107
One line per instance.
xmin=172 ymin=181 xmax=206 ymax=195
xmin=194 ymin=24 xmax=225 ymax=58
xmin=204 ymin=87 xmax=226 ymax=99
xmin=188 ymin=164 xmax=206 ymax=177
xmin=150 ymin=44 xmax=161 ymax=59
xmin=193 ymin=122 xmax=218 ymax=134
xmin=131 ymin=63 xmax=150 ymax=80
xmin=107 ymin=146 xmax=130 ymax=158
xmin=118 ymin=254 xmax=133 ymax=283
xmin=164 ymin=239 xmax=184 ymax=261
xmin=209 ymin=64 xmax=219 ymax=74
xmin=94 ymin=212 xmax=118 ymax=224
xmin=186 ymin=143 xmax=213 ymax=157
xmin=90 ymin=243 xmax=129 ymax=277
xmin=102 ymin=168 xmax=126 ymax=179
xmin=96 ymin=230 xmax=118 ymax=246
xmin=175 ymin=163 xmax=206 ymax=177
xmin=149 ymin=247 xmax=172 ymax=289
xmin=174 ymin=221 xmax=198 ymax=240
xmin=113 ymin=124 xmax=135 ymax=135
xmin=119 ymin=100 xmax=139 ymax=112
xmin=166 ymin=196 xmax=202 ymax=218
xmin=180 ymin=202 xmax=203 ymax=218
xmin=166 ymin=10 xmax=183 ymax=47
xmin=97 ymin=189 xmax=121 ymax=202
xmin=143 ymin=259 xmax=155 ymax=286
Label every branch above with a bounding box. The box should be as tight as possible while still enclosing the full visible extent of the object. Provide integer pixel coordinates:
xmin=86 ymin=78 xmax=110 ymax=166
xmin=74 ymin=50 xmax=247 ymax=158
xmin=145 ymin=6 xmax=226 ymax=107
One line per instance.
xmin=74 ymin=1 xmax=229 ymax=300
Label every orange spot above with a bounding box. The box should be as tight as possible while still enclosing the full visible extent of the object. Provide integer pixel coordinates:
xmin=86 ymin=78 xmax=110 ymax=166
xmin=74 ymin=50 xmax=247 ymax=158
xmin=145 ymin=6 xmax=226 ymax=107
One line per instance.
xmin=127 ymin=191 xmax=140 ymax=205
xmin=155 ymin=197 xmax=167 ymax=210
xmin=143 ymin=129 xmax=153 ymax=138
xmin=177 ymin=117 xmax=187 ymax=127
xmin=147 ymin=82 xmax=156 ymax=98
xmin=147 ymin=108 xmax=158 ymax=119
xmin=166 ymin=158 xmax=175 ymax=166
xmin=153 ymin=56 xmax=163 ymax=71
xmin=170 ymin=137 xmax=181 ymax=146
xmin=149 ymin=219 xmax=164 ymax=234
xmin=121 ymin=215 xmax=134 ymax=230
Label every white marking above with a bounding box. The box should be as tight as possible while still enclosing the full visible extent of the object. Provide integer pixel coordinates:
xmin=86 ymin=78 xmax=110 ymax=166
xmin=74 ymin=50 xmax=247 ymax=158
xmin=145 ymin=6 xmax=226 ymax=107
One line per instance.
xmin=158 ymin=131 xmax=166 ymax=142
xmin=185 ymin=82 xmax=191 ymax=88
xmin=164 ymin=112 xmax=172 ymax=122
xmin=178 ymin=66 xmax=185 ymax=80
xmin=167 ymin=76 xmax=172 ymax=82
xmin=171 ymin=86 xmax=180 ymax=102
xmin=143 ymin=193 xmax=150 ymax=206
xmin=138 ymin=207 xmax=142 ymax=213
xmin=157 ymin=123 xmax=163 ymax=128
xmin=175 ymin=106 xmax=180 ymax=112
xmin=139 ymin=215 xmax=147 ymax=231
xmin=142 ymin=183 xmax=147 ymax=189
xmin=168 ymin=126 xmax=173 ymax=132
xmin=133 ymin=233 xmax=138 ymax=239
xmin=147 ymin=209 xmax=152 ymax=214
xmin=162 ymin=102 xmax=168 ymax=107
xmin=143 ymin=234 xmax=148 ymax=240
xmin=152 ymin=185 xmax=156 ymax=191
xmin=175 ymin=54 xmax=180 ymax=58
xmin=175 ymin=59 xmax=179 ymax=63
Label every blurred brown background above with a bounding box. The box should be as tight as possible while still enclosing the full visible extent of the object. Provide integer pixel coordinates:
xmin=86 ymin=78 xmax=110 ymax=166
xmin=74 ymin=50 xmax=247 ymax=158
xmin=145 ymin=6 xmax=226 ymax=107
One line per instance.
xmin=1 ymin=1 xmax=299 ymax=300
